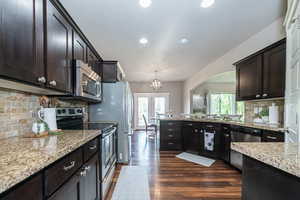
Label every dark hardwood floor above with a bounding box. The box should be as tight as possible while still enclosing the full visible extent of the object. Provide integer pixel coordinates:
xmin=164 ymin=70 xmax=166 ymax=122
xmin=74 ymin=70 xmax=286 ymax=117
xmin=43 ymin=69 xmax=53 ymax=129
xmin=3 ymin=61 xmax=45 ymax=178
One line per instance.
xmin=106 ymin=131 xmax=242 ymax=200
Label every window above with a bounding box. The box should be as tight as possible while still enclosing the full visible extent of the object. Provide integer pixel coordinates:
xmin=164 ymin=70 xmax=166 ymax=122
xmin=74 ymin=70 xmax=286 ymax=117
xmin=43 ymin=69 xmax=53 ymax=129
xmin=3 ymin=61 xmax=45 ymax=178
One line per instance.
xmin=209 ymin=93 xmax=245 ymax=117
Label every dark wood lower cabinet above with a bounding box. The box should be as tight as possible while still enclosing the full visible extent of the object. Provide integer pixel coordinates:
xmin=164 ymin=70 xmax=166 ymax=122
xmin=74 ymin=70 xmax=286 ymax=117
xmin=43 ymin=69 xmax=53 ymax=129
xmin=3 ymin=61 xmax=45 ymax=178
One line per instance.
xmin=160 ymin=121 xmax=183 ymax=151
xmin=242 ymin=156 xmax=300 ymax=200
xmin=48 ymin=171 xmax=82 ymax=200
xmin=220 ymin=125 xmax=231 ymax=162
xmin=1 ymin=137 xmax=101 ymax=200
xmin=182 ymin=123 xmax=203 ymax=154
xmin=2 ymin=174 xmax=43 ymax=200
xmin=80 ymin=155 xmax=100 ymax=200
xmin=49 ymin=154 xmax=100 ymax=200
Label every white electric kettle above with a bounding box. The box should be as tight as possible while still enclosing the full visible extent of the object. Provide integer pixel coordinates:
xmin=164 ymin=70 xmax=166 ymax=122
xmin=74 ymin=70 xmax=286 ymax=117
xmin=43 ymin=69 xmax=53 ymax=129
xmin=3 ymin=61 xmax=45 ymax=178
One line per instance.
xmin=38 ymin=108 xmax=58 ymax=131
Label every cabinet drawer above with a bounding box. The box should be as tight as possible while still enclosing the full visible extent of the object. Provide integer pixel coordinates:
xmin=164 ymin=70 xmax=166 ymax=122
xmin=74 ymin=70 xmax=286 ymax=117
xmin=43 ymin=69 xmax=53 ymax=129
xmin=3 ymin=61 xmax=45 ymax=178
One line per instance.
xmin=262 ymin=131 xmax=284 ymax=142
xmin=160 ymin=121 xmax=181 ymax=128
xmin=45 ymin=148 xmax=83 ymax=197
xmin=161 ymin=131 xmax=181 ymax=140
xmin=83 ymin=138 xmax=98 ymax=162
xmin=160 ymin=140 xmax=182 ymax=151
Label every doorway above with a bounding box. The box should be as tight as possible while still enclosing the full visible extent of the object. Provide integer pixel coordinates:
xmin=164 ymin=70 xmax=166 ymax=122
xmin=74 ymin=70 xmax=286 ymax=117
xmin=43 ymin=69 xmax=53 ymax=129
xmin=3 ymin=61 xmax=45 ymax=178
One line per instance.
xmin=133 ymin=93 xmax=170 ymax=130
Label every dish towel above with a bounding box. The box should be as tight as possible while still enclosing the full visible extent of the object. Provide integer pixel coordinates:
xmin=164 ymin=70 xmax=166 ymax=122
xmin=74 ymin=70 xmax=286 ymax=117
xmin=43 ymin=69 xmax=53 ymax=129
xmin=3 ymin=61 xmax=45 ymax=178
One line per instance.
xmin=204 ymin=132 xmax=215 ymax=151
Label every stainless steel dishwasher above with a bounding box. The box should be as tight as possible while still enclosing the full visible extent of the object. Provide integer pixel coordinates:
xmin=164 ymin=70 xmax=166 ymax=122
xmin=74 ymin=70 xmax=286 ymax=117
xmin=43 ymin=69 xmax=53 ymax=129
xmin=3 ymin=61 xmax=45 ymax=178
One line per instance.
xmin=230 ymin=126 xmax=262 ymax=171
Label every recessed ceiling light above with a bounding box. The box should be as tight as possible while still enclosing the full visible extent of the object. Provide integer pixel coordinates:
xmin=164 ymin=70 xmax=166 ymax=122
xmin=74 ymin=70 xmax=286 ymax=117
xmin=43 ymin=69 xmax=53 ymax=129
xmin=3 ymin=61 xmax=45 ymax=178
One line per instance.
xmin=139 ymin=37 xmax=148 ymax=45
xmin=201 ymin=0 xmax=215 ymax=8
xmin=179 ymin=38 xmax=189 ymax=44
xmin=139 ymin=0 xmax=152 ymax=8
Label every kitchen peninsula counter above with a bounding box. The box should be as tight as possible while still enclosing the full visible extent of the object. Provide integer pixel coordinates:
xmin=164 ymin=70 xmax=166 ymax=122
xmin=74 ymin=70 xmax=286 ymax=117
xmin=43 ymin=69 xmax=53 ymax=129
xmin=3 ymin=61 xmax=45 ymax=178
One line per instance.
xmin=159 ymin=117 xmax=284 ymax=132
xmin=231 ymin=142 xmax=300 ymax=200
xmin=231 ymin=142 xmax=300 ymax=178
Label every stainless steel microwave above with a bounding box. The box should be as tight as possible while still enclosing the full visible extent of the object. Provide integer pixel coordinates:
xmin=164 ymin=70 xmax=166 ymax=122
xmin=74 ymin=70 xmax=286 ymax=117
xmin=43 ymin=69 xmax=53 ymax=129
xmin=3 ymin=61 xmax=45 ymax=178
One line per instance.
xmin=73 ymin=60 xmax=102 ymax=103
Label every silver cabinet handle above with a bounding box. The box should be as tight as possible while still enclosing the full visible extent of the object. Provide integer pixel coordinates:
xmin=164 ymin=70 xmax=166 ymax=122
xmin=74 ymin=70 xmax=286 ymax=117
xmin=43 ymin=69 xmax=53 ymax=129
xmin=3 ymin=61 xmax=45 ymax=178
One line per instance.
xmin=188 ymin=123 xmax=193 ymax=126
xmin=224 ymin=134 xmax=230 ymax=137
xmin=37 ymin=76 xmax=46 ymax=83
xmin=266 ymin=136 xmax=277 ymax=140
xmin=49 ymin=80 xmax=57 ymax=86
xmin=168 ymin=142 xmax=174 ymax=145
xmin=263 ymin=94 xmax=268 ymax=97
xmin=168 ymin=134 xmax=174 ymax=137
xmin=63 ymin=161 xmax=75 ymax=171
xmin=194 ymin=129 xmax=199 ymax=133
xmin=80 ymin=169 xmax=87 ymax=177
xmin=256 ymin=94 xmax=261 ymax=98
xmin=168 ymin=129 xmax=173 ymax=131
xmin=89 ymin=145 xmax=97 ymax=150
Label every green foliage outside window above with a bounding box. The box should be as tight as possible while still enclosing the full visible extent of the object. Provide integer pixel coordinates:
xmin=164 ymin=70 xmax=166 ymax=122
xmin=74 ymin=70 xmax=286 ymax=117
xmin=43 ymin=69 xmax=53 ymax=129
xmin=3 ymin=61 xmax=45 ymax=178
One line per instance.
xmin=210 ymin=94 xmax=245 ymax=118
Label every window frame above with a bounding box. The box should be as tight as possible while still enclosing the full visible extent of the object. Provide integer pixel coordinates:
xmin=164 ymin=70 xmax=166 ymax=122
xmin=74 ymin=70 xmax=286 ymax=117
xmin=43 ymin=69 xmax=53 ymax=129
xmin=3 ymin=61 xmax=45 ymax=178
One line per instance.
xmin=207 ymin=92 xmax=242 ymax=115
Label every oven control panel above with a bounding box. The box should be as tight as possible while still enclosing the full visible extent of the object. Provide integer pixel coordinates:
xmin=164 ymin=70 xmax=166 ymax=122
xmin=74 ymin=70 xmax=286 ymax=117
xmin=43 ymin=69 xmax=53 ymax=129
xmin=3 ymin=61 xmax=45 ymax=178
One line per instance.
xmin=56 ymin=107 xmax=84 ymax=117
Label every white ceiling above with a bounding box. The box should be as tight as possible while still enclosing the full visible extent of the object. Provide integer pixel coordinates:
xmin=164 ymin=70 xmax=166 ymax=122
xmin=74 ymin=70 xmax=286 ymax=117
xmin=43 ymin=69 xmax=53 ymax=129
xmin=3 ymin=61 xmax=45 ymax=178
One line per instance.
xmin=60 ymin=0 xmax=285 ymax=82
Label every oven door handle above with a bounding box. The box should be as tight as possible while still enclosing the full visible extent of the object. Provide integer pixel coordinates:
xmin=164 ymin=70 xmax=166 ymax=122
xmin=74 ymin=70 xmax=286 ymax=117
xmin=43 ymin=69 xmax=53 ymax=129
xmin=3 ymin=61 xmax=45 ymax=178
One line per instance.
xmin=102 ymin=127 xmax=117 ymax=138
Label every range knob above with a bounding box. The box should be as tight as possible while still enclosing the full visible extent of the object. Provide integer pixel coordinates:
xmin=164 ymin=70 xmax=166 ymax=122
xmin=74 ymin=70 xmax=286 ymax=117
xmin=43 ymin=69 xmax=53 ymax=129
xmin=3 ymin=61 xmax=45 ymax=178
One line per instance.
xmin=77 ymin=109 xmax=83 ymax=114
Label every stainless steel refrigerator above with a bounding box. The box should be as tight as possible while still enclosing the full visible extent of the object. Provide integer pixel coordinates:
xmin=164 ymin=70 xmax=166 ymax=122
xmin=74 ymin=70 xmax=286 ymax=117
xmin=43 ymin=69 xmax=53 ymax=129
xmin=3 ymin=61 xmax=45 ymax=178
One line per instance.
xmin=89 ymin=81 xmax=133 ymax=163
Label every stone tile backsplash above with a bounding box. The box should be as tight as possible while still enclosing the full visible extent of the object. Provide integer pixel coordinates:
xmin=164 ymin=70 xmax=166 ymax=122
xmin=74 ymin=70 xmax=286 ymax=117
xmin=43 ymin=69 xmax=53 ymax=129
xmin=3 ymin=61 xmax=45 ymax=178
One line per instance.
xmin=0 ymin=89 xmax=88 ymax=139
xmin=244 ymin=99 xmax=284 ymax=126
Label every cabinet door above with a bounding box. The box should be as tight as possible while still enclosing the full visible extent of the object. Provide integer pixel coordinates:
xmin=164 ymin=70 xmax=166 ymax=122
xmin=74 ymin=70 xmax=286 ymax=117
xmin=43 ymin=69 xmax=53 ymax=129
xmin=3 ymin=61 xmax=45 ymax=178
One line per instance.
xmin=263 ymin=43 xmax=286 ymax=98
xmin=0 ymin=0 xmax=44 ymax=85
xmin=3 ymin=174 xmax=43 ymax=200
xmin=73 ymin=31 xmax=87 ymax=62
xmin=220 ymin=126 xmax=231 ymax=162
xmin=102 ymin=61 xmax=119 ymax=83
xmin=236 ymin=55 xmax=263 ymax=100
xmin=48 ymin=171 xmax=83 ymax=200
xmin=80 ymin=155 xmax=100 ymax=200
xmin=87 ymin=48 xmax=100 ymax=75
xmin=182 ymin=123 xmax=202 ymax=154
xmin=46 ymin=1 xmax=72 ymax=93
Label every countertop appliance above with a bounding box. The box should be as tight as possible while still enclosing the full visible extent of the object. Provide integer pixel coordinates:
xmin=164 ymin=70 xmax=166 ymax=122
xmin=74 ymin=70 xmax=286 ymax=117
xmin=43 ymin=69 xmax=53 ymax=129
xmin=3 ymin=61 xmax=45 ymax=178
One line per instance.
xmin=56 ymin=107 xmax=117 ymax=199
xmin=89 ymin=81 xmax=133 ymax=164
xmin=230 ymin=126 xmax=262 ymax=171
xmin=38 ymin=108 xmax=57 ymax=131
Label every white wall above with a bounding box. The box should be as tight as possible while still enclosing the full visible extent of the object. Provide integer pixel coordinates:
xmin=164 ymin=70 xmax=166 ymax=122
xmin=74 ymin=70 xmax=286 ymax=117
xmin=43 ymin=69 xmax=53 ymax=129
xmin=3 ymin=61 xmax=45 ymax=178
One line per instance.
xmin=183 ymin=17 xmax=286 ymax=113
xmin=129 ymin=81 xmax=184 ymax=115
xmin=193 ymin=82 xmax=236 ymax=95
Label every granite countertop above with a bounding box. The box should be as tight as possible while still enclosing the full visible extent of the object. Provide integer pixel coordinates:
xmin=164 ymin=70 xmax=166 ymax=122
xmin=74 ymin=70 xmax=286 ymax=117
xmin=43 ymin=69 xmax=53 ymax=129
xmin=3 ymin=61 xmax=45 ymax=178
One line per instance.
xmin=159 ymin=117 xmax=284 ymax=132
xmin=231 ymin=142 xmax=300 ymax=178
xmin=0 ymin=130 xmax=101 ymax=194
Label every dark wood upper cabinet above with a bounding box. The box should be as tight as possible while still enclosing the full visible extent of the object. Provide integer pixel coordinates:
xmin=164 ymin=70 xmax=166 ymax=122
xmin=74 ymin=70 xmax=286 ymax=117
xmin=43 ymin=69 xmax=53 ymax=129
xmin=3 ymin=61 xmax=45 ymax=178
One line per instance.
xmin=101 ymin=61 xmax=124 ymax=82
xmin=73 ymin=31 xmax=87 ymax=62
xmin=235 ymin=39 xmax=286 ymax=101
xmin=236 ymin=55 xmax=263 ymax=100
xmin=46 ymin=0 xmax=73 ymax=93
xmin=263 ymin=43 xmax=286 ymax=98
xmin=87 ymin=47 xmax=101 ymax=75
xmin=0 ymin=0 xmax=44 ymax=86
xmin=2 ymin=174 xmax=43 ymax=200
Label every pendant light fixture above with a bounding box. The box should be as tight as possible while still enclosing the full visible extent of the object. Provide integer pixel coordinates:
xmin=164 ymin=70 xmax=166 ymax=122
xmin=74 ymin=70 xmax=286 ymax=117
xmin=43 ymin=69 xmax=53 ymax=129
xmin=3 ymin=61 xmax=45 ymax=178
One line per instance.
xmin=150 ymin=70 xmax=162 ymax=90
